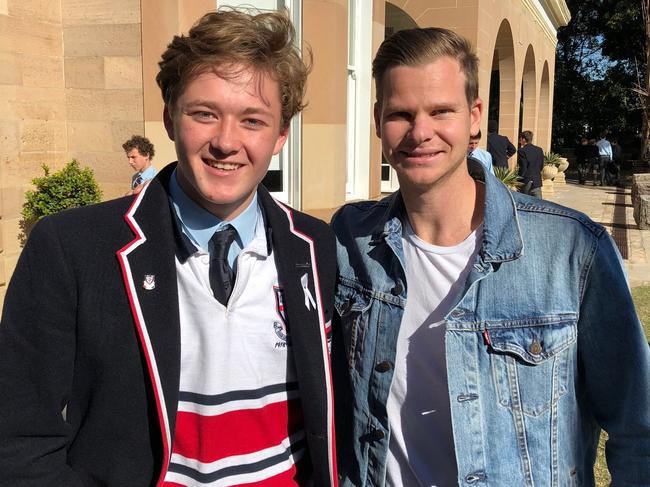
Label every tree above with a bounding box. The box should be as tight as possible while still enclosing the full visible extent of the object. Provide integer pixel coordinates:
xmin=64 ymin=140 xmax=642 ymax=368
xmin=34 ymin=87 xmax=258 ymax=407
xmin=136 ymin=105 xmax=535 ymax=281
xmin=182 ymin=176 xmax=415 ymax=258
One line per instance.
xmin=553 ymin=0 xmax=649 ymax=162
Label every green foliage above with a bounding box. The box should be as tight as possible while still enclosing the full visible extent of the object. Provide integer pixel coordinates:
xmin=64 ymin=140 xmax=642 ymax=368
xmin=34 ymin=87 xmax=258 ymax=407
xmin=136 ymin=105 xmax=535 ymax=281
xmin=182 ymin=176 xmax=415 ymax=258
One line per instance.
xmin=552 ymin=0 xmax=646 ymax=153
xmin=21 ymin=160 xmax=102 ymax=239
xmin=543 ymin=152 xmax=562 ymax=166
xmin=631 ymin=284 xmax=650 ymax=339
xmin=493 ymin=166 xmax=523 ymax=190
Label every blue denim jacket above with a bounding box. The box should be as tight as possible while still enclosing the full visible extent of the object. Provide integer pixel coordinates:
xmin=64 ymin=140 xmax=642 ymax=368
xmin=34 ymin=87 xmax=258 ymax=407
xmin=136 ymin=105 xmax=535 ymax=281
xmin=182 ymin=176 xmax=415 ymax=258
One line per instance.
xmin=332 ymin=162 xmax=650 ymax=486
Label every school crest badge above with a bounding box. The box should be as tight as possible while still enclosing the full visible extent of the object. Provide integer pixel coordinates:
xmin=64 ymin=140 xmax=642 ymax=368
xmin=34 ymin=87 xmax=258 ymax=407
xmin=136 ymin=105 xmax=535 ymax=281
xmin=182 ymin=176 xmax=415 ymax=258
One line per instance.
xmin=143 ymin=275 xmax=155 ymax=290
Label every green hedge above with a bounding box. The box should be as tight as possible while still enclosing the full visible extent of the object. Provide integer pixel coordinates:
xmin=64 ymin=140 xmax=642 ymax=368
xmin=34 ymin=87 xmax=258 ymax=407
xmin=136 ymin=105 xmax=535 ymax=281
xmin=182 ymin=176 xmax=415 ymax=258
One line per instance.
xmin=20 ymin=160 xmax=102 ymax=241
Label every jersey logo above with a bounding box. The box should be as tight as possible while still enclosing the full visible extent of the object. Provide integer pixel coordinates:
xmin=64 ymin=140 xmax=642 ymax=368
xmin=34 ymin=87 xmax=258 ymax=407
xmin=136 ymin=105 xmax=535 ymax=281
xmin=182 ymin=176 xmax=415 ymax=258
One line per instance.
xmin=273 ymin=286 xmax=291 ymax=348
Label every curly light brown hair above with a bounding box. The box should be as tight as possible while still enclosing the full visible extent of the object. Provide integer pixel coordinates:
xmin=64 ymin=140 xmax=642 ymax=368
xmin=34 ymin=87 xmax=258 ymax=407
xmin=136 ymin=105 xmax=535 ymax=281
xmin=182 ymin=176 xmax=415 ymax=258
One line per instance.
xmin=156 ymin=8 xmax=311 ymax=128
xmin=122 ymin=135 xmax=155 ymax=159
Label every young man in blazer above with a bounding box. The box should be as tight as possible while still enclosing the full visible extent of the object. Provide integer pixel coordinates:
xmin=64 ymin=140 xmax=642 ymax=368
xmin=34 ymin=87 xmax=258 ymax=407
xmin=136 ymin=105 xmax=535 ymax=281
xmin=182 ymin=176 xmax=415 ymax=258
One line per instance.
xmin=0 ymin=10 xmax=338 ymax=487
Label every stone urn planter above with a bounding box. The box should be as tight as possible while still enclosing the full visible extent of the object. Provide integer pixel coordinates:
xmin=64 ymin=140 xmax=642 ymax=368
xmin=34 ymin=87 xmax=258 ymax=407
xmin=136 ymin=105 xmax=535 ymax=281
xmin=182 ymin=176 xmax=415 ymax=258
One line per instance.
xmin=554 ymin=157 xmax=569 ymax=185
xmin=557 ymin=157 xmax=570 ymax=173
xmin=541 ymin=163 xmax=558 ymax=194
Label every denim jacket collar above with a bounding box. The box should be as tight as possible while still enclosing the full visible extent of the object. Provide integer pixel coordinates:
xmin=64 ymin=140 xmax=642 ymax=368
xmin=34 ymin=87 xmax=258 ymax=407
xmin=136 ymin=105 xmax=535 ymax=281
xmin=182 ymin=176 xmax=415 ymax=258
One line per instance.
xmin=370 ymin=159 xmax=524 ymax=264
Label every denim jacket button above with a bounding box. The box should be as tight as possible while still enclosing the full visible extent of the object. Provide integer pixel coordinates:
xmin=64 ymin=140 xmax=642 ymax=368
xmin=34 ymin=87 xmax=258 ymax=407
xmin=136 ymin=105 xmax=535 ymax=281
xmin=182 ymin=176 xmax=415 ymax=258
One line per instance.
xmin=391 ymin=282 xmax=403 ymax=295
xmin=529 ymin=340 xmax=543 ymax=355
xmin=450 ymin=309 xmax=465 ymax=318
xmin=465 ymin=471 xmax=486 ymax=483
xmin=375 ymin=361 xmax=392 ymax=373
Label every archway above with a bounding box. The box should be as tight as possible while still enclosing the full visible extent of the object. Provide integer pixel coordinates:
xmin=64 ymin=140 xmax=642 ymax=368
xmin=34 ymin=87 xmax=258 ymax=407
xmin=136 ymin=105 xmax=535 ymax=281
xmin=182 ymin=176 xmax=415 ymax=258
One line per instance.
xmin=385 ymin=2 xmax=418 ymax=37
xmin=537 ymin=62 xmax=551 ymax=151
xmin=488 ymin=20 xmax=516 ymax=144
xmin=519 ymin=45 xmax=537 ymax=138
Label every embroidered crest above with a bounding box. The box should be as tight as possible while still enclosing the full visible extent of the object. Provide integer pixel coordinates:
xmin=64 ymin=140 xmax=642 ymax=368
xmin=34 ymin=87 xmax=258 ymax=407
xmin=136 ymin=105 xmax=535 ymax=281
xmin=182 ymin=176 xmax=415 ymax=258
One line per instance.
xmin=143 ymin=274 xmax=155 ymax=290
xmin=273 ymin=321 xmax=290 ymax=342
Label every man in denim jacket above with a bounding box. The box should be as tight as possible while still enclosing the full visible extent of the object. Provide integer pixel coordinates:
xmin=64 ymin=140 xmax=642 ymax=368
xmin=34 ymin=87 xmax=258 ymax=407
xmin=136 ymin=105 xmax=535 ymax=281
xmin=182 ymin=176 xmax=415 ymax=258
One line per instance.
xmin=332 ymin=27 xmax=650 ymax=486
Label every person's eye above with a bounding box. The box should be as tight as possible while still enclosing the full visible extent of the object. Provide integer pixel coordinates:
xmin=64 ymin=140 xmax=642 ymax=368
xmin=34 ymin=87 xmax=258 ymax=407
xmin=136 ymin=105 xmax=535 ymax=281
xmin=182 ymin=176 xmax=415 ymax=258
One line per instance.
xmin=244 ymin=118 xmax=265 ymax=128
xmin=192 ymin=111 xmax=215 ymax=121
xmin=386 ymin=111 xmax=410 ymax=120
xmin=432 ymin=108 xmax=453 ymax=117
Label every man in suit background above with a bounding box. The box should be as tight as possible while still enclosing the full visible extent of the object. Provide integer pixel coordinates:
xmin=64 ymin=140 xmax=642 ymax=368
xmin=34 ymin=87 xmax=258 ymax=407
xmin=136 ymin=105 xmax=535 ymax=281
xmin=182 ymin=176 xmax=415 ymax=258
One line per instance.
xmin=486 ymin=119 xmax=516 ymax=169
xmin=0 ymin=9 xmax=338 ymax=486
xmin=517 ymin=130 xmax=544 ymax=198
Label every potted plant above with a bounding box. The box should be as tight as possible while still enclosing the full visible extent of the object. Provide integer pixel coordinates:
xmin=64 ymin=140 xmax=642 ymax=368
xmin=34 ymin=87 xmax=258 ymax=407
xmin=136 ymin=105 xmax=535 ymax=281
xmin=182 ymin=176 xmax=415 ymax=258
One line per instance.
xmin=557 ymin=156 xmax=570 ymax=173
xmin=542 ymin=151 xmax=560 ymax=180
xmin=493 ymin=166 xmax=523 ymax=191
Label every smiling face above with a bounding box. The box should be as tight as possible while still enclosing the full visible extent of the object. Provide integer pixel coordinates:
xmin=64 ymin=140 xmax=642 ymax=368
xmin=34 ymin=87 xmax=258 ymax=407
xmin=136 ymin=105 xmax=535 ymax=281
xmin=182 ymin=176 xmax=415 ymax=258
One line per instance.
xmin=375 ymin=57 xmax=482 ymax=193
xmin=164 ymin=65 xmax=288 ymax=220
xmin=126 ymin=148 xmax=151 ymax=173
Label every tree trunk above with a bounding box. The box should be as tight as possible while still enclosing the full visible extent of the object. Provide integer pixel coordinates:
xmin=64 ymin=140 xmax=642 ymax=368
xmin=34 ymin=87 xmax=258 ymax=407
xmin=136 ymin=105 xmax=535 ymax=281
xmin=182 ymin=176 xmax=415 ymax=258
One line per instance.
xmin=642 ymin=0 xmax=650 ymax=164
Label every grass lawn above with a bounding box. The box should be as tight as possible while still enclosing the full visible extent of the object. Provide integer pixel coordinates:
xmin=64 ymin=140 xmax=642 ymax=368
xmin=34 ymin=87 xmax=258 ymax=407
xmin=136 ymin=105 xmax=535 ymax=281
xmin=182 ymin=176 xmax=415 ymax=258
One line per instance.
xmin=593 ymin=285 xmax=650 ymax=485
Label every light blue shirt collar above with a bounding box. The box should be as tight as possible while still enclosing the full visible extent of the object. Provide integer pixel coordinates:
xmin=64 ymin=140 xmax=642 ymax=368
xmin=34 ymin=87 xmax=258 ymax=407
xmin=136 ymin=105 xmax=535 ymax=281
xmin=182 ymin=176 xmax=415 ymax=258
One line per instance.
xmin=169 ymin=169 xmax=258 ymax=260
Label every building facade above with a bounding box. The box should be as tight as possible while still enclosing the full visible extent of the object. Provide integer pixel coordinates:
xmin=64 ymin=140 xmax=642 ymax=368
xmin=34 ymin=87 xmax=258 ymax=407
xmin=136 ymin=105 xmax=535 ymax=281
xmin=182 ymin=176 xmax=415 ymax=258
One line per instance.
xmin=0 ymin=0 xmax=569 ymax=303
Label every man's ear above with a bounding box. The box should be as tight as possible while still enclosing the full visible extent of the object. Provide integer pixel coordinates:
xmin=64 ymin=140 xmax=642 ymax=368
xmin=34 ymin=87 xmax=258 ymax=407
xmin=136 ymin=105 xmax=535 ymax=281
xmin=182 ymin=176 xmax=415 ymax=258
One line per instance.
xmin=470 ymin=97 xmax=483 ymax=137
xmin=373 ymin=102 xmax=381 ymax=139
xmin=163 ymin=105 xmax=175 ymax=141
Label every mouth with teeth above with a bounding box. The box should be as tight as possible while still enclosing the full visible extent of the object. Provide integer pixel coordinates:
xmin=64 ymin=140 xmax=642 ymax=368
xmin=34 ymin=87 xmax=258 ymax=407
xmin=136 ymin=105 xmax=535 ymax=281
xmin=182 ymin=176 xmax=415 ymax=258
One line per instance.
xmin=204 ymin=159 xmax=241 ymax=171
xmin=399 ymin=150 xmax=443 ymax=161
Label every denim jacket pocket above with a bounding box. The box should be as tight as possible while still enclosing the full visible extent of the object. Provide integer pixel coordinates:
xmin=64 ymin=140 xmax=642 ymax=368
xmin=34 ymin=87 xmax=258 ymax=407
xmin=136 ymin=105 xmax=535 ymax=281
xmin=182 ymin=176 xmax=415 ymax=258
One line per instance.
xmin=335 ymin=282 xmax=372 ymax=372
xmin=489 ymin=320 xmax=577 ymax=416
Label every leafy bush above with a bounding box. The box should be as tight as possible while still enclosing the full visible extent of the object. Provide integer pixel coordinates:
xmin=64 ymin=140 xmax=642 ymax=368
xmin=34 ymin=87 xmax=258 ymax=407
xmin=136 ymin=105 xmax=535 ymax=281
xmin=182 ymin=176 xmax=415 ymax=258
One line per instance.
xmin=20 ymin=160 xmax=102 ymax=241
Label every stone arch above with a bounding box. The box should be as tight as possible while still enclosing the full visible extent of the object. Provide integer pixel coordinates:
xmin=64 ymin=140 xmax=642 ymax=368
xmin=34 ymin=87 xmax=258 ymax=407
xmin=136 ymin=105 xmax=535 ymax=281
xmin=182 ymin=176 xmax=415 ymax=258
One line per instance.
xmin=519 ymin=45 xmax=537 ymax=137
xmin=537 ymin=61 xmax=551 ymax=151
xmin=488 ymin=20 xmax=516 ymax=144
xmin=385 ymin=2 xmax=419 ymax=37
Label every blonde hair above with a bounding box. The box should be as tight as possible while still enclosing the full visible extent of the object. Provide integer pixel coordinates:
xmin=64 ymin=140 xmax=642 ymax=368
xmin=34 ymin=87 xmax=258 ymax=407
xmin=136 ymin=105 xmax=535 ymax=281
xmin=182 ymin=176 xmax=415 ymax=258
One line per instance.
xmin=372 ymin=27 xmax=479 ymax=108
xmin=156 ymin=9 xmax=311 ymax=127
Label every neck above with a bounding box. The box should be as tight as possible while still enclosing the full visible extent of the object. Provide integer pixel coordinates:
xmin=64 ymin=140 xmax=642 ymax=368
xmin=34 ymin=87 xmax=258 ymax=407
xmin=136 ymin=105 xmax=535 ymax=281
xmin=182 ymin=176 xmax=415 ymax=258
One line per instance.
xmin=401 ymin=168 xmax=485 ymax=246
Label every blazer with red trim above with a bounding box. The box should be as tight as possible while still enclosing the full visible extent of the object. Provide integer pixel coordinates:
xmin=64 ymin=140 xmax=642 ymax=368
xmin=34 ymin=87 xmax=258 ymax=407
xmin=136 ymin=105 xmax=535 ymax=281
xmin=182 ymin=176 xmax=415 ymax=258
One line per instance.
xmin=0 ymin=163 xmax=338 ymax=487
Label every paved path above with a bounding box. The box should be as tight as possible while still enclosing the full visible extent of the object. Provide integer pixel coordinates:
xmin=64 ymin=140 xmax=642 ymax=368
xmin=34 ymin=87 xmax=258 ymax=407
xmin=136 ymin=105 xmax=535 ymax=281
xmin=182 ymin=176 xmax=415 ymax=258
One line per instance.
xmin=544 ymin=179 xmax=650 ymax=288
xmin=308 ymin=177 xmax=650 ymax=288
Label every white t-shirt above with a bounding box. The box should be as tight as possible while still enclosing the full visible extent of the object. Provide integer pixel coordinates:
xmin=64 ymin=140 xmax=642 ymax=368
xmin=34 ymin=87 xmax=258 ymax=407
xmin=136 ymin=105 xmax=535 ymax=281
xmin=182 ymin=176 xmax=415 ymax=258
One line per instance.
xmin=385 ymin=220 xmax=482 ymax=487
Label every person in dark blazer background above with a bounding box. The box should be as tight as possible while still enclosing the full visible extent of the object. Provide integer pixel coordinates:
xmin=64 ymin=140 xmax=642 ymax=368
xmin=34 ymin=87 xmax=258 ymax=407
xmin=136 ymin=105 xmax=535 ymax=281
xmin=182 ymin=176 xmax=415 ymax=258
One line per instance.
xmin=517 ymin=130 xmax=544 ymax=198
xmin=0 ymin=10 xmax=338 ymax=487
xmin=486 ymin=119 xmax=516 ymax=169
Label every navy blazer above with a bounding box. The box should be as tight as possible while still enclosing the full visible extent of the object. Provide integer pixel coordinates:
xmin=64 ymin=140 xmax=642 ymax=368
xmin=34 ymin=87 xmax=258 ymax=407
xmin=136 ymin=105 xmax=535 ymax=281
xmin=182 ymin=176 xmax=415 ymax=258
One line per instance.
xmin=0 ymin=163 xmax=338 ymax=486
xmin=517 ymin=143 xmax=544 ymax=190
xmin=487 ymin=132 xmax=517 ymax=168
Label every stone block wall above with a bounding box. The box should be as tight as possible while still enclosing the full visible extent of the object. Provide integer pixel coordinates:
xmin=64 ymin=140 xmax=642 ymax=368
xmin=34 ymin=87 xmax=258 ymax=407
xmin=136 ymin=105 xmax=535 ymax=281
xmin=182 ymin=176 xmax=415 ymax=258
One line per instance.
xmin=0 ymin=0 xmax=145 ymax=306
xmin=0 ymin=0 xmax=68 ymax=301
xmin=62 ymin=0 xmax=144 ymax=199
xmin=632 ymin=173 xmax=650 ymax=230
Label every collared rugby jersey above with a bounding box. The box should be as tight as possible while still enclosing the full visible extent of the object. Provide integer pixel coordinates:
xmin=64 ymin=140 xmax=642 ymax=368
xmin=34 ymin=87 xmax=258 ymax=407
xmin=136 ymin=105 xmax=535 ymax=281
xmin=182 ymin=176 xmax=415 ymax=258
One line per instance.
xmin=163 ymin=220 xmax=307 ymax=486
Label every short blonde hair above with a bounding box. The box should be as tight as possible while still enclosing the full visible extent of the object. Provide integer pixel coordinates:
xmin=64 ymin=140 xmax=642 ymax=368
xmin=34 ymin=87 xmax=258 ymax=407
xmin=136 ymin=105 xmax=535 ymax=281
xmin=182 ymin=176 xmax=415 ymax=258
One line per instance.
xmin=372 ymin=27 xmax=479 ymax=108
xmin=156 ymin=9 xmax=311 ymax=127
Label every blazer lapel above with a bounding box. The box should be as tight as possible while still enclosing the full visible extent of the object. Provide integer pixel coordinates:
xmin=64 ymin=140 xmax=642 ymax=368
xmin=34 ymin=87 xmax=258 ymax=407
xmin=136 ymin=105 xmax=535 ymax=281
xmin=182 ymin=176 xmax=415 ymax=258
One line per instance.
xmin=258 ymin=188 xmax=337 ymax=486
xmin=116 ymin=167 xmax=181 ymax=485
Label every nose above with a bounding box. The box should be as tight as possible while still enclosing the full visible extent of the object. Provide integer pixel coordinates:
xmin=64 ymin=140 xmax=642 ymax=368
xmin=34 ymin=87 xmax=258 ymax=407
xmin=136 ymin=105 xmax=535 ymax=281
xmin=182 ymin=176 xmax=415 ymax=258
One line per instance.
xmin=408 ymin=114 xmax=433 ymax=146
xmin=210 ymin=119 xmax=242 ymax=156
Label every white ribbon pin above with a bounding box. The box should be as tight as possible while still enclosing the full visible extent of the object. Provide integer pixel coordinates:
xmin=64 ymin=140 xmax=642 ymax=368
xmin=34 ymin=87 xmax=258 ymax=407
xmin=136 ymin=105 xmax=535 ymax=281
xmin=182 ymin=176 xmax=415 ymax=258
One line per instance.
xmin=301 ymin=273 xmax=316 ymax=310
